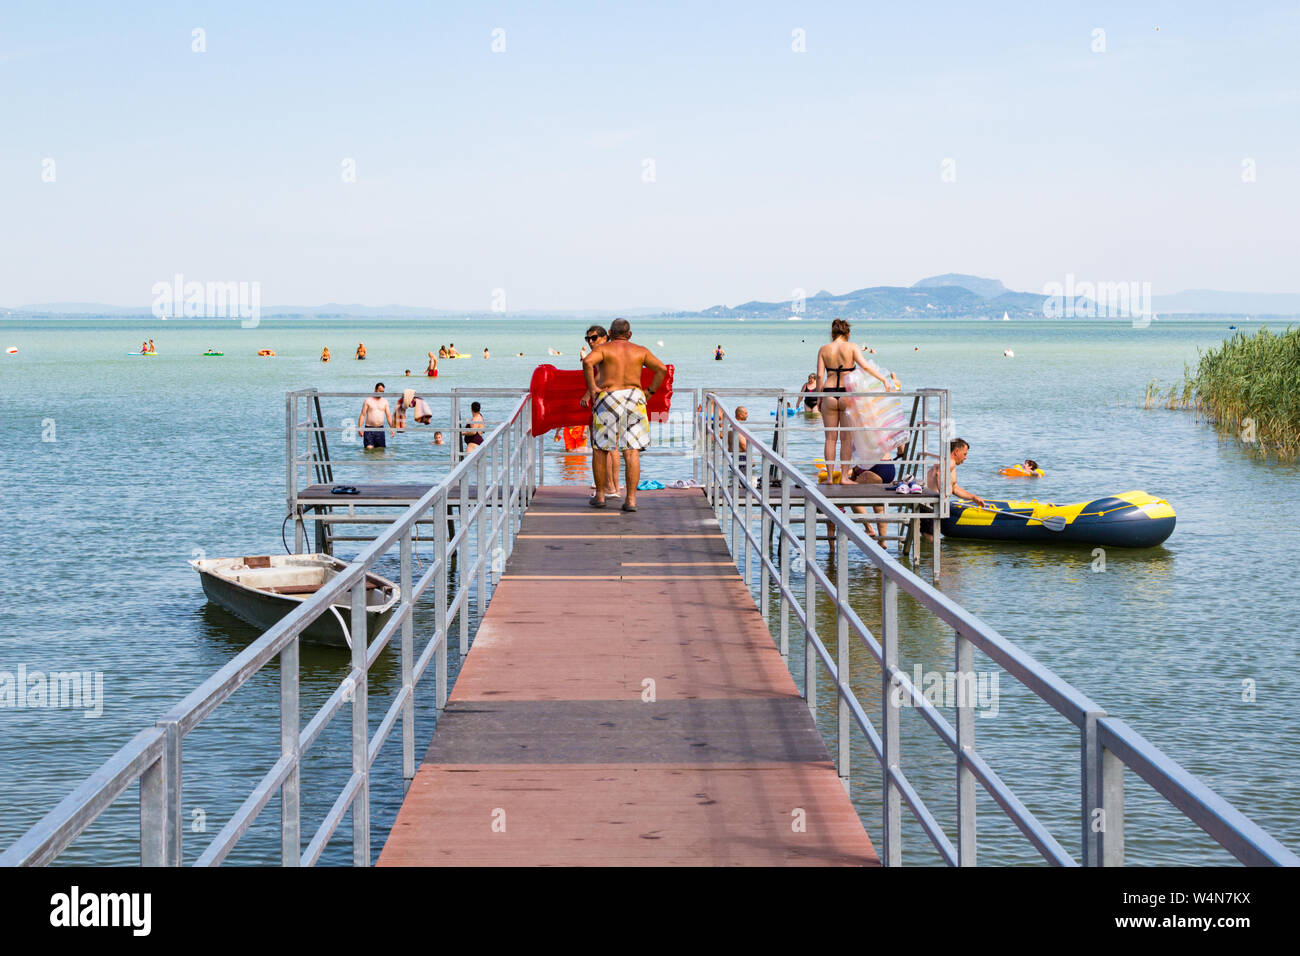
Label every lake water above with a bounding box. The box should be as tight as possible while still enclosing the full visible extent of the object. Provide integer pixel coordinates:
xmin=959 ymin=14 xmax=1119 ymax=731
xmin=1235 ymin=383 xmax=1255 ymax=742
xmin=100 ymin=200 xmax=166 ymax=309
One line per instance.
xmin=1 ymin=315 xmax=1296 ymax=865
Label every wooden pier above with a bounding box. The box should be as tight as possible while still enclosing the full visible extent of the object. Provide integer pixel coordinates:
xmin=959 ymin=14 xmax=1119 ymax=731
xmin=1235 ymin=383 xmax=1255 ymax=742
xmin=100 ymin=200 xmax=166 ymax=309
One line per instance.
xmin=378 ymin=485 xmax=877 ymax=866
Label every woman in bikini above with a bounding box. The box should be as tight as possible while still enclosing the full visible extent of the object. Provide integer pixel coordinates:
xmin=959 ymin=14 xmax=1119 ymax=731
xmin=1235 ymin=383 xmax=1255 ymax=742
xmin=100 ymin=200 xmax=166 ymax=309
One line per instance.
xmin=815 ymin=318 xmax=894 ymax=482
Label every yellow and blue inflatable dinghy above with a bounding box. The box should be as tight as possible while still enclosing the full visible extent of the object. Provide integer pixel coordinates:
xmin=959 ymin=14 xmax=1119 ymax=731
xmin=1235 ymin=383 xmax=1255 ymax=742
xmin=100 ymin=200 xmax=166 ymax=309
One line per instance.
xmin=941 ymin=490 xmax=1175 ymax=548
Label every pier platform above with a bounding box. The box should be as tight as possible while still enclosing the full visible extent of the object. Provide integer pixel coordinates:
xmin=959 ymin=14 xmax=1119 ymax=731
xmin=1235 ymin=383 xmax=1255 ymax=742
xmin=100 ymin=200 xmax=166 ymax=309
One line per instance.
xmin=378 ymin=485 xmax=877 ymax=866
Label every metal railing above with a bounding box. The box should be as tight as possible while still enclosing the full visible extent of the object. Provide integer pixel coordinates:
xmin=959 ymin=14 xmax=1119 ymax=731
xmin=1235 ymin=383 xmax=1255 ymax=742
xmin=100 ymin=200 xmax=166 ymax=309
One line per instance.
xmin=702 ymin=394 xmax=1299 ymax=867
xmin=0 ymin=394 xmax=537 ymax=867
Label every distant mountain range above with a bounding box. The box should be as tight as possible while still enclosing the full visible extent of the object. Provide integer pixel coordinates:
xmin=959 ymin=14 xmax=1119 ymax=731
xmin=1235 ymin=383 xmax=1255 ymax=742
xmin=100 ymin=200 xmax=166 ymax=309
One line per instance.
xmin=4 ymin=276 xmax=1297 ymax=318
xmin=672 ymin=274 xmax=1300 ymax=320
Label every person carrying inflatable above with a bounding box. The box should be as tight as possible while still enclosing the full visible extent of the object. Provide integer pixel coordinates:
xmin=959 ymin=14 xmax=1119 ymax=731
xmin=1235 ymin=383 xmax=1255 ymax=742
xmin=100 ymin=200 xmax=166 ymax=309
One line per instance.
xmin=581 ymin=318 xmax=667 ymax=512
xmin=1000 ymin=459 xmax=1044 ymax=477
xmin=815 ymin=318 xmax=905 ymax=483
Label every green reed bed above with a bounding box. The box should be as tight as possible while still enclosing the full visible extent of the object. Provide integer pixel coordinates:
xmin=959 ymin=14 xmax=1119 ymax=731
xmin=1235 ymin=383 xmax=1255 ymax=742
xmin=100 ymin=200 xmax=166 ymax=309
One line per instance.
xmin=1145 ymin=326 xmax=1300 ymax=459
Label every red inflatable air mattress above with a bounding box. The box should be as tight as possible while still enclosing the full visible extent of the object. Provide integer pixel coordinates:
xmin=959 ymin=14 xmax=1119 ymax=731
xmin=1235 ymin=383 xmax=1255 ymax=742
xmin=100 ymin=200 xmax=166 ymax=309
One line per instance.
xmin=530 ymin=364 xmax=674 ymax=436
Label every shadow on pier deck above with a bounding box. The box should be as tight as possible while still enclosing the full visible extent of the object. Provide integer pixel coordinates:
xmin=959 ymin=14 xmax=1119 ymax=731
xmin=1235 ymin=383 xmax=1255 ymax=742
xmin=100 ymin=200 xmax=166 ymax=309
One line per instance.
xmin=378 ymin=486 xmax=877 ymax=866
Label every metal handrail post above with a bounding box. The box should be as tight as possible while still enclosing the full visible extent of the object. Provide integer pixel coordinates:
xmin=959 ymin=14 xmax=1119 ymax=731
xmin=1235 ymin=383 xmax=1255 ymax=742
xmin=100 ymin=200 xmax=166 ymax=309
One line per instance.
xmin=881 ymin=577 xmax=901 ymax=865
xmin=451 ymin=394 xmax=461 ymax=466
xmin=521 ymin=420 xmax=532 ymax=507
xmin=743 ymin=450 xmax=753 ymax=592
xmin=400 ymin=532 xmax=415 ymax=785
xmin=159 ymin=719 xmax=182 ymax=866
xmin=1082 ymin=711 xmax=1103 ymax=865
xmin=435 ymin=490 xmax=449 ymax=712
xmin=804 ymin=501 xmax=818 ymax=713
xmin=836 ymin=527 xmax=850 ymax=792
xmin=493 ymin=437 xmax=504 ymax=582
xmin=706 ymin=404 xmax=717 ymax=509
xmin=459 ymin=469 xmax=471 ymax=655
xmin=476 ymin=451 xmax=488 ymax=613
xmin=692 ymin=394 xmax=701 ymax=485
xmin=502 ymin=425 xmax=512 ymax=557
xmin=139 ymin=752 xmax=167 ymax=867
xmin=729 ymin=423 xmax=739 ymax=557
xmin=508 ymin=423 xmax=517 ymax=554
xmin=350 ymin=580 xmax=369 ymax=866
xmin=1099 ymin=742 xmax=1126 ymax=865
xmin=281 ymin=635 xmax=301 ymax=865
xmin=758 ymin=451 xmax=770 ymax=623
xmin=286 ymin=392 xmax=295 ymax=521
xmin=956 ymin=627 xmax=976 ymax=864
xmin=779 ymin=477 xmax=791 ymax=662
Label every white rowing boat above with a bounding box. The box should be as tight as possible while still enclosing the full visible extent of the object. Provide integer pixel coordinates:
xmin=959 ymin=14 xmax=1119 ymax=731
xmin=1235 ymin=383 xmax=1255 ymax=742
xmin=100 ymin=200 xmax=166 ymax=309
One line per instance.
xmin=190 ymin=554 xmax=399 ymax=648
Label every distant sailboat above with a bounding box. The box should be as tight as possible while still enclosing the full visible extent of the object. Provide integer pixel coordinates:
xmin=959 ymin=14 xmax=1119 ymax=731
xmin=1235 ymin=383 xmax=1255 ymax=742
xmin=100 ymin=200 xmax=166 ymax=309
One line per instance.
xmin=1002 ymin=312 xmax=1010 ymax=321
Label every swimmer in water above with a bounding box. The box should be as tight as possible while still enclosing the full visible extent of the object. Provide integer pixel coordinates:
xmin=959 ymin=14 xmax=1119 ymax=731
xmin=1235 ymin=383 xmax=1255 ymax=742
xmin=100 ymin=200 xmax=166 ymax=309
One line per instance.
xmin=356 ymin=342 xmax=367 ymax=360
xmin=426 ymin=352 xmax=438 ymax=377
xmin=321 ymin=347 xmax=331 ymax=362
xmin=483 ymin=347 xmax=490 ymax=359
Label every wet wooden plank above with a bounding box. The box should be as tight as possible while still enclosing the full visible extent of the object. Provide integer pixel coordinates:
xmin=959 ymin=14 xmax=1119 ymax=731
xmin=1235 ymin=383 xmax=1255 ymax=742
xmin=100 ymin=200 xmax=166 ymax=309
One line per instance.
xmin=379 ymin=764 xmax=877 ymax=867
xmin=378 ymin=485 xmax=877 ymax=866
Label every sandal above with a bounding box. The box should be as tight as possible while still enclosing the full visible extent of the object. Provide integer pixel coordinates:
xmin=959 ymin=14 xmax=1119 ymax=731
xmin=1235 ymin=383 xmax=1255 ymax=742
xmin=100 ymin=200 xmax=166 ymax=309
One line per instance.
xmin=588 ymin=496 xmax=607 ymax=509
xmin=621 ymin=501 xmax=637 ymax=512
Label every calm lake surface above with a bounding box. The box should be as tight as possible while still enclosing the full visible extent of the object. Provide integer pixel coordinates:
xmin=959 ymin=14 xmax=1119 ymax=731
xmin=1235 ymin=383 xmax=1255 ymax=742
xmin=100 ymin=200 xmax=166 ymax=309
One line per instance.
xmin=1 ymin=315 xmax=1296 ymax=865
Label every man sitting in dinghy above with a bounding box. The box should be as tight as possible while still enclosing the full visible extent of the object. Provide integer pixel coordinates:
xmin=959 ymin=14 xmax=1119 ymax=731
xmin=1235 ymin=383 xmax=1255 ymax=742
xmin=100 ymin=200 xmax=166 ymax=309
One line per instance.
xmin=923 ymin=439 xmax=986 ymax=540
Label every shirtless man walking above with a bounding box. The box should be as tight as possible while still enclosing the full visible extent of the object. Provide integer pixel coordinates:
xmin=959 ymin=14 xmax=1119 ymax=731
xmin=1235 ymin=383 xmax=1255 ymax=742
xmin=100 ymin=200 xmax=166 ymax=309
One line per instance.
xmin=358 ymin=382 xmax=395 ymax=450
xmin=581 ymin=318 xmax=667 ymax=512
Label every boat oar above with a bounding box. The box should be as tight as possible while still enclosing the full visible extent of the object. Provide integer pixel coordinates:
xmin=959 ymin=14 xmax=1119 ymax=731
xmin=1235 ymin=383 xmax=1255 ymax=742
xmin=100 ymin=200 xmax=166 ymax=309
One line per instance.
xmin=970 ymin=503 xmax=1067 ymax=532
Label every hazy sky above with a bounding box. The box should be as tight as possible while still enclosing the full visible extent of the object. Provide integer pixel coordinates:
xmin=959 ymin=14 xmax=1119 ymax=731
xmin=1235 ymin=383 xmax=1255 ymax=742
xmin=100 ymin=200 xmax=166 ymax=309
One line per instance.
xmin=2 ymin=1 xmax=1297 ymax=310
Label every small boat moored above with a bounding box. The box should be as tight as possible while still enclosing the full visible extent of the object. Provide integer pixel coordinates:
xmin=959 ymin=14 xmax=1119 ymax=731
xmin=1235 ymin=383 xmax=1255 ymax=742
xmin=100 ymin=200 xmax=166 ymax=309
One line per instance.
xmin=941 ymin=490 xmax=1175 ymax=548
xmin=190 ymin=553 xmax=399 ymax=647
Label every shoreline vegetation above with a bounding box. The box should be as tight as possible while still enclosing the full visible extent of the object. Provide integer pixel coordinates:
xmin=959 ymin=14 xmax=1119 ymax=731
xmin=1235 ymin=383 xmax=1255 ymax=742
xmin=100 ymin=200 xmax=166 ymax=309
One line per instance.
xmin=1145 ymin=325 xmax=1300 ymax=459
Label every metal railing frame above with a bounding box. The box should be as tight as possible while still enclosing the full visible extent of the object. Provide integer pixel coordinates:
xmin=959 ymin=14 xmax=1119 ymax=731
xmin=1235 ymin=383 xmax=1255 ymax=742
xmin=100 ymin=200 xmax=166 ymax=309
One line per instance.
xmin=702 ymin=393 xmax=1299 ymax=867
xmin=7 ymin=384 xmax=1296 ymax=868
xmin=1 ymin=395 xmax=536 ymax=867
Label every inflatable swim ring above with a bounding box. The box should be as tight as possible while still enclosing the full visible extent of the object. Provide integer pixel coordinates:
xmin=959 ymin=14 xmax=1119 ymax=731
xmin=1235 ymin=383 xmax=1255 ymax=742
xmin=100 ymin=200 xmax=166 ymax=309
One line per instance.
xmin=941 ymin=491 xmax=1175 ymax=548
xmin=999 ymin=465 xmax=1045 ymax=477
xmin=257 ymin=349 xmax=276 ymax=357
